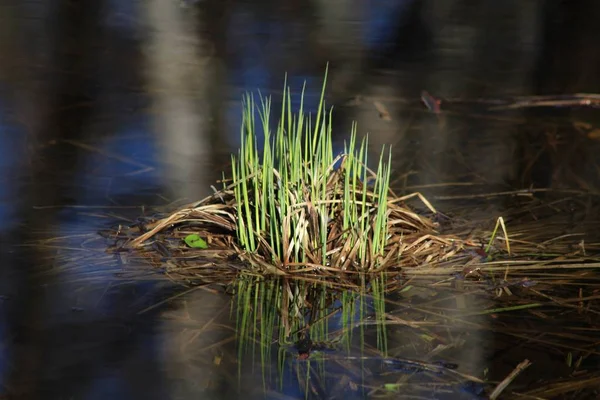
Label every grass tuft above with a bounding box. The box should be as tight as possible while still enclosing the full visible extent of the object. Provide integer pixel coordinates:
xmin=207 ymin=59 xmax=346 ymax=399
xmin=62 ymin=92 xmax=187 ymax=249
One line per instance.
xmin=230 ymin=71 xmax=399 ymax=273
xmin=126 ymin=72 xmax=452 ymax=286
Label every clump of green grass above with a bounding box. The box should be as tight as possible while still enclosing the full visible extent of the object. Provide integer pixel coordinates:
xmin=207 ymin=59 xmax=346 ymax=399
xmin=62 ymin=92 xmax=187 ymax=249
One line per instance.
xmin=231 ymin=70 xmax=395 ymax=273
xmin=128 ymin=71 xmax=454 ymax=283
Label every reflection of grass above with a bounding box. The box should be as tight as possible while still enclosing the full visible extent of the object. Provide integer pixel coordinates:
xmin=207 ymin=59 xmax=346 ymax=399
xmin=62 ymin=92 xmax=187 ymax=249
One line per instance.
xmin=234 ymin=274 xmax=377 ymax=393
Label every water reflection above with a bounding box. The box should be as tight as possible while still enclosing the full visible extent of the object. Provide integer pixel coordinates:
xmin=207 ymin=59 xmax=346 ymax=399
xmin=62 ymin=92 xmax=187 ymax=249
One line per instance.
xmin=0 ymin=0 xmax=599 ymax=399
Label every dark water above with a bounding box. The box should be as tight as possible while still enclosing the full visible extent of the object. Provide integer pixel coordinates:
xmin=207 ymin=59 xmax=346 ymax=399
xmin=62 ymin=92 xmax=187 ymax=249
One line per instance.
xmin=1 ymin=1 xmax=600 ymax=399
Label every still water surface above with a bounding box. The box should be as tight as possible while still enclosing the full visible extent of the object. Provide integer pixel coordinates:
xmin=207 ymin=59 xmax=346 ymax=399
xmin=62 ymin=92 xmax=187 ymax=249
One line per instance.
xmin=1 ymin=1 xmax=600 ymax=399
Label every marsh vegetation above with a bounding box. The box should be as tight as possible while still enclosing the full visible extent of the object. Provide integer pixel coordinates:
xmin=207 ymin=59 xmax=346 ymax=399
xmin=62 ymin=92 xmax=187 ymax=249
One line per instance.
xmin=104 ymin=74 xmax=600 ymax=399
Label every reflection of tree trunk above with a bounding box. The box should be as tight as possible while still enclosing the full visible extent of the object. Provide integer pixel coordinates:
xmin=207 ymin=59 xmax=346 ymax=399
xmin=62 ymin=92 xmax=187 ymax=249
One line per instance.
xmin=143 ymin=0 xmax=221 ymax=202
xmin=5 ymin=2 xmax=103 ymax=397
xmin=523 ymin=1 xmax=600 ymax=188
xmin=311 ymin=0 xmax=367 ymax=97
xmin=536 ymin=1 xmax=600 ymax=94
xmin=142 ymin=2 xmax=230 ymax=398
xmin=419 ymin=1 xmax=541 ymax=188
